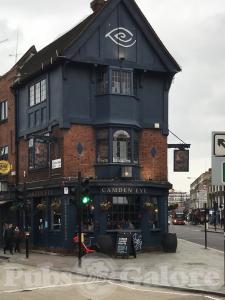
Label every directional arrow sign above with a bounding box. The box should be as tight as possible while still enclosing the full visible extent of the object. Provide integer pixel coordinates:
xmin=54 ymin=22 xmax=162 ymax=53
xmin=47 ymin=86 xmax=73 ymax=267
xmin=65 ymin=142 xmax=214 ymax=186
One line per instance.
xmin=214 ymin=133 xmax=225 ymax=156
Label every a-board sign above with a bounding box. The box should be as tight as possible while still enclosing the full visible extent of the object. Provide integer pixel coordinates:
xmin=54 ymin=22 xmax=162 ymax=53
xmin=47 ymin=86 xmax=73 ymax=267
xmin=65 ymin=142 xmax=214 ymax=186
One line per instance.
xmin=115 ymin=232 xmax=136 ymax=258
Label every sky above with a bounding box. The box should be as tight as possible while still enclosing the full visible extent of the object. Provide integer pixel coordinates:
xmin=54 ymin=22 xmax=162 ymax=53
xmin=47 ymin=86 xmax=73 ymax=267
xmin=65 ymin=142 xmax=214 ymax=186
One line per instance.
xmin=1 ymin=0 xmax=225 ymax=192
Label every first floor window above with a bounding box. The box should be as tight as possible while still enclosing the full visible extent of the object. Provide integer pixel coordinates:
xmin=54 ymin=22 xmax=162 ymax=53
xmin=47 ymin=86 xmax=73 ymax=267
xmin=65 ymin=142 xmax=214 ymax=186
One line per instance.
xmin=97 ymin=129 xmax=109 ymax=163
xmin=29 ymin=79 xmax=47 ymax=107
xmin=29 ymin=138 xmax=48 ymax=169
xmin=0 ymin=145 xmax=8 ymax=160
xmin=113 ymin=130 xmax=131 ymax=163
xmin=51 ymin=199 xmax=62 ymax=230
xmin=0 ymin=100 xmax=8 ymax=121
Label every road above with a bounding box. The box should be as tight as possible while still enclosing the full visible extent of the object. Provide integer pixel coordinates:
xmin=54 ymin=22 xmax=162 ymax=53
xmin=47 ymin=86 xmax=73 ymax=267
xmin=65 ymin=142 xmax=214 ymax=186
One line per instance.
xmin=0 ymin=279 xmax=223 ymax=300
xmin=0 ymin=259 xmax=223 ymax=300
xmin=170 ymin=223 xmax=224 ymax=251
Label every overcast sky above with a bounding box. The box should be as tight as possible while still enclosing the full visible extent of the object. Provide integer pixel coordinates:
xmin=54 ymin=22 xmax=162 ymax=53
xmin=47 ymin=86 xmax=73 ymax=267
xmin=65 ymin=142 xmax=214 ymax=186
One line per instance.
xmin=1 ymin=0 xmax=225 ymax=192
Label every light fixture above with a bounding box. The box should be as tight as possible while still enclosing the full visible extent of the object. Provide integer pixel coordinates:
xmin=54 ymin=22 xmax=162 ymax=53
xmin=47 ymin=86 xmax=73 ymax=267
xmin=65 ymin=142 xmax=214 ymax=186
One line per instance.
xmin=154 ymin=123 xmax=160 ymax=129
xmin=121 ymin=166 xmax=132 ymax=178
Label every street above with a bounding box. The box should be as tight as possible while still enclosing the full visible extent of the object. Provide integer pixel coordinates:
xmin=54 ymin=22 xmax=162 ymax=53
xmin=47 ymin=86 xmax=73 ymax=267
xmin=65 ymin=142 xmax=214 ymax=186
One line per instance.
xmin=170 ymin=223 xmax=224 ymax=251
xmin=0 ymin=259 xmax=223 ymax=300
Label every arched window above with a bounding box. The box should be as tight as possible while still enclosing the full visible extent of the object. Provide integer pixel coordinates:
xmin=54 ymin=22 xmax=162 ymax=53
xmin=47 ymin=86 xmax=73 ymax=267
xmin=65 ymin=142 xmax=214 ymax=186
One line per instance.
xmin=113 ymin=130 xmax=131 ymax=163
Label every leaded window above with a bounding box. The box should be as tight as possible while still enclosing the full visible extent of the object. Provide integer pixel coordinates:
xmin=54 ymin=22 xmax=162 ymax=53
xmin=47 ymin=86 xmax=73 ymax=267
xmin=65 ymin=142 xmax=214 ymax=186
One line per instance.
xmin=29 ymin=79 xmax=47 ymax=107
xmin=112 ymin=70 xmax=132 ymax=95
xmin=113 ymin=130 xmax=131 ymax=163
xmin=0 ymin=100 xmax=8 ymax=121
xmin=106 ymin=196 xmax=141 ymax=229
xmin=51 ymin=199 xmax=62 ymax=230
xmin=0 ymin=145 xmax=8 ymax=160
xmin=97 ymin=129 xmax=109 ymax=163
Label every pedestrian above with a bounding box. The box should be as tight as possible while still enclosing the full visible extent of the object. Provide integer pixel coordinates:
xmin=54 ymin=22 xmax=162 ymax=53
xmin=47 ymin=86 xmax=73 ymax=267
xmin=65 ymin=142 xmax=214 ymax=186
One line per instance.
xmin=14 ymin=226 xmax=22 ymax=253
xmin=4 ymin=224 xmax=14 ymax=255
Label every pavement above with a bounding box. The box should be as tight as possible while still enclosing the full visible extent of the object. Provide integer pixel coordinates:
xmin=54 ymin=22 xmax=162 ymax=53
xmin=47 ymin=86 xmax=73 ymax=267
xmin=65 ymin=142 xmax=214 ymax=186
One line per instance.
xmin=0 ymin=238 xmax=224 ymax=297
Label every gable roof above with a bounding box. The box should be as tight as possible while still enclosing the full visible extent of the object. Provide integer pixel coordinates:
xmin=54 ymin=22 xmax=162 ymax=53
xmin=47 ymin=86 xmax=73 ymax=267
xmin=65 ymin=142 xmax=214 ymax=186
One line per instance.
xmin=20 ymin=3 xmax=109 ymax=79
xmin=20 ymin=0 xmax=181 ymax=82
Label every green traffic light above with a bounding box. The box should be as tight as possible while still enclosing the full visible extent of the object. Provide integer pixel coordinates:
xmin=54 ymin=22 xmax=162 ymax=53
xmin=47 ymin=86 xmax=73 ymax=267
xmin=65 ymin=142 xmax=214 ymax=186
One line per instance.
xmin=82 ymin=195 xmax=90 ymax=204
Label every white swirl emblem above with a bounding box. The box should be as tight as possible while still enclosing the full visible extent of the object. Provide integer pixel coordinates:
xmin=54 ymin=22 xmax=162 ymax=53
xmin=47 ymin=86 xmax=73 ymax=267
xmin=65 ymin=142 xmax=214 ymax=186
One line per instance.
xmin=105 ymin=27 xmax=136 ymax=48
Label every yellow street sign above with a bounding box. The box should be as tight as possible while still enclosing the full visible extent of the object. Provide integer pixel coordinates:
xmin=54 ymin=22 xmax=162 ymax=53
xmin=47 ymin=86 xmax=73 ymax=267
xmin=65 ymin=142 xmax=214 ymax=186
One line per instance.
xmin=0 ymin=160 xmax=11 ymax=174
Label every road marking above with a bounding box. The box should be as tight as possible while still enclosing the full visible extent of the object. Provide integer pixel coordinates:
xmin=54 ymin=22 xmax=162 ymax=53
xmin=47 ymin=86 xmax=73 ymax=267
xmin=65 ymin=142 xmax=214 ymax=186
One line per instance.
xmin=178 ymin=239 xmax=224 ymax=254
xmin=0 ymin=280 xmax=106 ymax=294
xmin=108 ymin=281 xmax=221 ymax=299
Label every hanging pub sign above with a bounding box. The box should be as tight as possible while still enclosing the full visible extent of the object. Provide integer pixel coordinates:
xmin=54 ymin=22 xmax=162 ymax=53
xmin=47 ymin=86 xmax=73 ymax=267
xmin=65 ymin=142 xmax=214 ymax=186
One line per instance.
xmin=174 ymin=150 xmax=189 ymax=172
xmin=0 ymin=160 xmax=11 ymax=175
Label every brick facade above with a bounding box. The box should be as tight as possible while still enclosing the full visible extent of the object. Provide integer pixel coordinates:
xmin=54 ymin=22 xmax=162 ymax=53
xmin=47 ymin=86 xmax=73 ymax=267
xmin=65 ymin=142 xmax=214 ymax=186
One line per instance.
xmin=139 ymin=129 xmax=167 ymax=181
xmin=63 ymin=125 xmax=96 ymax=178
xmin=0 ymin=68 xmax=17 ymax=185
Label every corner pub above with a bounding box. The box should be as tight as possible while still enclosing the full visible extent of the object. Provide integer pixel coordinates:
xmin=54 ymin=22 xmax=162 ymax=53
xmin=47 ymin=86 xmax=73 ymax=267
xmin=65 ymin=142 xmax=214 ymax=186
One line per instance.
xmin=11 ymin=0 xmax=181 ymax=252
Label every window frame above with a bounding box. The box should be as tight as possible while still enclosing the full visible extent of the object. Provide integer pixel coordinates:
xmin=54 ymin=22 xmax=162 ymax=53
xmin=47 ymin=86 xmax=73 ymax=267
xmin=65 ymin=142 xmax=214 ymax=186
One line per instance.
xmin=29 ymin=79 xmax=47 ymax=107
xmin=0 ymin=100 xmax=8 ymax=122
xmin=28 ymin=138 xmax=49 ymax=170
xmin=50 ymin=198 xmax=62 ymax=231
xmin=113 ymin=130 xmax=131 ymax=163
xmin=0 ymin=145 xmax=8 ymax=160
xmin=97 ymin=67 xmax=133 ymax=96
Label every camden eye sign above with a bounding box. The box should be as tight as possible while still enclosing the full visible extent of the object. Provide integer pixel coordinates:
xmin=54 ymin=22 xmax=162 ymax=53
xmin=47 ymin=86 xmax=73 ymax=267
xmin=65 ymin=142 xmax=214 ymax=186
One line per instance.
xmin=100 ymin=186 xmax=147 ymax=194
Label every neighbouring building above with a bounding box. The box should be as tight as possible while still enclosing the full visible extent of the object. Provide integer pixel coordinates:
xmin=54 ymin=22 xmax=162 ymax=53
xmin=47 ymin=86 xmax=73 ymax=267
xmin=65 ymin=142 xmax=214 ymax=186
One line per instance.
xmin=10 ymin=0 xmax=181 ymax=251
xmin=0 ymin=46 xmax=36 ymax=243
xmin=168 ymin=190 xmax=190 ymax=209
xmin=190 ymin=169 xmax=211 ymax=209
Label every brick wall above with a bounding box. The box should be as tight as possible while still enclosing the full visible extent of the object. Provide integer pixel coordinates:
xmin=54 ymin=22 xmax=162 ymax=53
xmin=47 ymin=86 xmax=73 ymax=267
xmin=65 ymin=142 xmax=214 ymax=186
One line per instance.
xmin=139 ymin=129 xmax=167 ymax=181
xmin=0 ymin=69 xmax=17 ymax=185
xmin=63 ymin=125 xmax=96 ymax=178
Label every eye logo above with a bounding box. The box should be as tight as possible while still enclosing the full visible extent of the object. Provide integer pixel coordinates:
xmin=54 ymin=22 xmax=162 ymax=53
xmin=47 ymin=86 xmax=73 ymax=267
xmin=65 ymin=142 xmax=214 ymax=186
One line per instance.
xmin=105 ymin=27 xmax=136 ymax=48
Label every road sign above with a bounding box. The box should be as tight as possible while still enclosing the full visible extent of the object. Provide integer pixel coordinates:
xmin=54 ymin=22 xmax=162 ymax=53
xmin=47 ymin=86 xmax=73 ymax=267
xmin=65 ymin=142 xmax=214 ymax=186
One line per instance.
xmin=213 ymin=132 xmax=225 ymax=156
xmin=222 ymin=162 xmax=225 ymax=184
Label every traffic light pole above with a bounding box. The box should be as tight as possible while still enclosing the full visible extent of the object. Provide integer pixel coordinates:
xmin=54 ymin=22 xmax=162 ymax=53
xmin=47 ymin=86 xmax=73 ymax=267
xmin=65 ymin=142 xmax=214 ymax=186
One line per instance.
xmin=78 ymin=171 xmax=82 ymax=268
xmin=23 ymin=178 xmax=29 ymax=259
xmin=204 ymin=203 xmax=207 ymax=250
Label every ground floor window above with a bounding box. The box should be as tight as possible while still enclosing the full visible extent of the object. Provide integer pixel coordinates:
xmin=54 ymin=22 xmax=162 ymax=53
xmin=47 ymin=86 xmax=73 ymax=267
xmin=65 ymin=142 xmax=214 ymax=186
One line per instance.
xmin=143 ymin=196 xmax=160 ymax=229
xmin=82 ymin=203 xmax=95 ymax=231
xmin=51 ymin=198 xmax=62 ymax=230
xmin=35 ymin=199 xmax=47 ymax=231
xmin=106 ymin=196 xmax=141 ymax=229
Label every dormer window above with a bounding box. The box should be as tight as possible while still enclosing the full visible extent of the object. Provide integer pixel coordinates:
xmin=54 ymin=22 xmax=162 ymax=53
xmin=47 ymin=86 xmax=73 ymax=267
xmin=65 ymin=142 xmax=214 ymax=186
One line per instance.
xmin=29 ymin=79 xmax=47 ymax=107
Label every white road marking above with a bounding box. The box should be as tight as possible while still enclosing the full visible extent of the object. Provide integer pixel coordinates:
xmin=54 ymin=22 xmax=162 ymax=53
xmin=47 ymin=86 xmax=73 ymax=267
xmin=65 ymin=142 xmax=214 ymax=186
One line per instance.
xmin=0 ymin=280 xmax=106 ymax=294
xmin=108 ymin=281 xmax=222 ymax=299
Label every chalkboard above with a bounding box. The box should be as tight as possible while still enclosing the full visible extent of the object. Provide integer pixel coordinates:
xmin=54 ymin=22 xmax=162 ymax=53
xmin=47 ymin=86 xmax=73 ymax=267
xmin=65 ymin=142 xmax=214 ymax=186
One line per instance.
xmin=115 ymin=232 xmax=136 ymax=258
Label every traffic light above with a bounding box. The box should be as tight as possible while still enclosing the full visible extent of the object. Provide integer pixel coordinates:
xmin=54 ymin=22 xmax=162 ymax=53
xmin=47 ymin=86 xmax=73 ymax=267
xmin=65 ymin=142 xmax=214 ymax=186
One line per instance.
xmin=81 ymin=178 xmax=91 ymax=205
xmin=70 ymin=187 xmax=77 ymax=206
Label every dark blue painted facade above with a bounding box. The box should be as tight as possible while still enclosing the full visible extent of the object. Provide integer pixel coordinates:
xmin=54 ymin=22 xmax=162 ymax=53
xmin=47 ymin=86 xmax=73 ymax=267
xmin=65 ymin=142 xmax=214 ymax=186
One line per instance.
xmin=14 ymin=0 xmax=180 ymax=252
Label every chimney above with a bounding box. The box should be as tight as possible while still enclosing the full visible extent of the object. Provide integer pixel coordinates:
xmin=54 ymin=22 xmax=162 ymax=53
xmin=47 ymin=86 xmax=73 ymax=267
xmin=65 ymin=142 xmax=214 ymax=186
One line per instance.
xmin=90 ymin=0 xmax=106 ymax=12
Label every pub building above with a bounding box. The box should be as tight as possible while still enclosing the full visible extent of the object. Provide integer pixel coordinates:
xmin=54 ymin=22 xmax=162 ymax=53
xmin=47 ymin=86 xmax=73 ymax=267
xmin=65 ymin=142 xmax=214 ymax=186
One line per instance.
xmin=12 ymin=0 xmax=181 ymax=251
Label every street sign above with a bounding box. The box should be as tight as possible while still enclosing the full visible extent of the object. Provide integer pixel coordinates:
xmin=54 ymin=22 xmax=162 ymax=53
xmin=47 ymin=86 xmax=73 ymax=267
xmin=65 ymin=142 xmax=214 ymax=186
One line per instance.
xmin=213 ymin=132 xmax=225 ymax=156
xmin=222 ymin=162 xmax=225 ymax=184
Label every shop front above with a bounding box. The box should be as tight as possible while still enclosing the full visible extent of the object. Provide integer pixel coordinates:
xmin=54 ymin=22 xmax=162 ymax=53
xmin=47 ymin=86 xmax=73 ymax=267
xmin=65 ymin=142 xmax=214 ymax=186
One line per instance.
xmin=27 ymin=181 xmax=170 ymax=252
